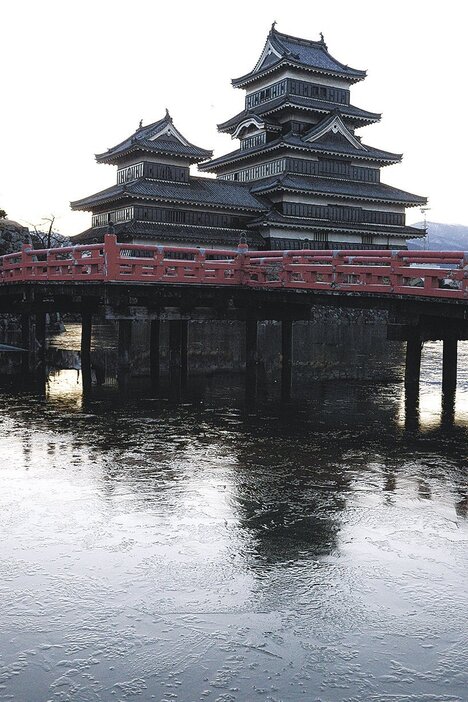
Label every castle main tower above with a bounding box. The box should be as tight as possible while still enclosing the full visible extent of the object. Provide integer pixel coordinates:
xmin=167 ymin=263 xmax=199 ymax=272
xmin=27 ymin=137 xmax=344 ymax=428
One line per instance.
xmin=199 ymin=24 xmax=426 ymax=250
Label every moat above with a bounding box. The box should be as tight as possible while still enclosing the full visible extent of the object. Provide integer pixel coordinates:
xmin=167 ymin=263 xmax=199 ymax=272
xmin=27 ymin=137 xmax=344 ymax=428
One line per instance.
xmin=0 ymin=331 xmax=467 ymax=701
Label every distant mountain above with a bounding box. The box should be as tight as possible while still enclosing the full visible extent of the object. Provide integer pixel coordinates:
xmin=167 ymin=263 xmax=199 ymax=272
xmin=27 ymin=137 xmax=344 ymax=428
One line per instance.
xmin=408 ymin=222 xmax=468 ymax=251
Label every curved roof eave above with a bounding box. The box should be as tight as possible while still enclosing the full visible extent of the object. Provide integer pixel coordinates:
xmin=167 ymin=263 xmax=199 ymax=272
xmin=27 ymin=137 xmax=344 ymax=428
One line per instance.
xmin=218 ymin=102 xmax=381 ymax=135
xmin=250 ymin=179 xmax=427 ymax=206
xmin=267 ymin=189 xmax=426 ymax=207
xmin=71 ymin=191 xmax=267 ymax=214
xmin=95 ymin=143 xmax=212 ymax=164
xmin=251 ymin=219 xmax=426 ymax=236
xmin=263 ymin=101 xmax=380 ymax=124
xmin=198 ymin=140 xmax=401 ymax=172
xmin=232 ymin=58 xmax=366 ymax=89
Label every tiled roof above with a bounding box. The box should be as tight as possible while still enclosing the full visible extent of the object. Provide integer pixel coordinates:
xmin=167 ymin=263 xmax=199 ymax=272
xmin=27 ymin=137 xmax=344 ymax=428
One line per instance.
xmin=95 ymin=114 xmax=213 ymax=164
xmin=233 ymin=27 xmax=366 ymax=87
xmin=289 ymin=132 xmax=401 ymax=163
xmin=199 ymin=132 xmax=401 ymax=172
xmin=248 ymin=209 xmax=426 ymax=238
xmin=250 ymin=174 xmax=427 ymax=206
xmin=218 ymin=97 xmax=380 ymax=133
xmin=71 ymin=221 xmax=264 ymax=247
xmin=71 ymin=177 xmax=267 ymax=212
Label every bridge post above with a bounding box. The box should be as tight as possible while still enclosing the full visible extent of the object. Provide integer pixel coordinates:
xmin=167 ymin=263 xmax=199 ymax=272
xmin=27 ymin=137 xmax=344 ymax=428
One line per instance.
xmin=35 ymin=311 xmax=47 ymax=394
xmin=405 ymin=330 xmax=422 ymax=390
xmin=245 ymin=318 xmax=258 ymax=403
xmin=442 ymin=334 xmax=457 ymax=396
xmin=117 ymin=319 xmax=132 ymax=392
xmin=81 ymin=312 xmax=92 ymax=395
xmin=441 ymin=388 xmax=456 ymax=428
xmin=404 ymin=386 xmax=420 ymax=432
xmin=21 ymin=313 xmax=35 ymax=376
xmin=441 ymin=334 xmax=457 ymax=425
xmin=181 ymin=320 xmax=188 ymax=392
xmin=169 ymin=320 xmax=183 ymax=400
xmin=149 ymin=319 xmax=160 ymax=393
xmin=281 ymin=319 xmax=293 ymax=402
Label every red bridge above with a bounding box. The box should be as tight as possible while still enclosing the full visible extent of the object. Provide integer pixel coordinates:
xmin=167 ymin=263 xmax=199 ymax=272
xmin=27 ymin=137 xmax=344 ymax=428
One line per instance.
xmin=1 ymin=233 xmax=468 ymax=300
xmin=1 ymin=234 xmax=467 ymax=404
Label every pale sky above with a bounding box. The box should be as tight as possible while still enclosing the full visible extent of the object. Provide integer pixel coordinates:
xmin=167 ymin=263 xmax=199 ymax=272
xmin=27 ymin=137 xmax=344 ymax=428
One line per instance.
xmin=2 ymin=0 xmax=466 ymax=235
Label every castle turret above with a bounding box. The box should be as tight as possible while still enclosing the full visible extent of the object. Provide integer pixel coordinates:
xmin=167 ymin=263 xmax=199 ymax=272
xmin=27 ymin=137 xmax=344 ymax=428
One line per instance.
xmin=71 ymin=113 xmax=265 ymax=247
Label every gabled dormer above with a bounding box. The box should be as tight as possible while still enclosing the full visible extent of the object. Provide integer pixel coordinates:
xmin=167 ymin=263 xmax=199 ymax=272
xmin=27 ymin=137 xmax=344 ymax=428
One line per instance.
xmin=303 ymin=112 xmax=366 ymax=150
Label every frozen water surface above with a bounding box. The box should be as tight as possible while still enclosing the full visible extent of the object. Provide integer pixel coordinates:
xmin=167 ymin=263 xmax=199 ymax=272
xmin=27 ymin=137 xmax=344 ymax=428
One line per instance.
xmin=0 ymin=341 xmax=467 ymax=701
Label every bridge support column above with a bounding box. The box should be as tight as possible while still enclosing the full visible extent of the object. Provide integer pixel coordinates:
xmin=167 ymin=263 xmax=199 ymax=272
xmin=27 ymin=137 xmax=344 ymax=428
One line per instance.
xmin=245 ymin=318 xmax=258 ymax=403
xmin=404 ymin=386 xmax=420 ymax=432
xmin=281 ymin=320 xmax=293 ymax=402
xmin=181 ymin=321 xmax=188 ymax=392
xmin=81 ymin=312 xmax=92 ymax=396
xmin=169 ymin=320 xmax=187 ymax=400
xmin=441 ymin=334 xmax=457 ymax=426
xmin=35 ymin=311 xmax=47 ymax=394
xmin=149 ymin=319 xmax=160 ymax=394
xmin=442 ymin=335 xmax=457 ymax=396
xmin=117 ymin=319 xmax=132 ymax=393
xmin=21 ymin=313 xmax=35 ymax=376
xmin=405 ymin=331 xmax=422 ymax=390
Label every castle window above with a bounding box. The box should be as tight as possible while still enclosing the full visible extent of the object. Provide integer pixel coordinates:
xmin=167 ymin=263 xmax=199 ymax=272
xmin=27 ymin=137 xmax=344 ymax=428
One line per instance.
xmin=117 ymin=162 xmax=143 ymax=184
xmin=313 ymin=232 xmax=329 ymax=243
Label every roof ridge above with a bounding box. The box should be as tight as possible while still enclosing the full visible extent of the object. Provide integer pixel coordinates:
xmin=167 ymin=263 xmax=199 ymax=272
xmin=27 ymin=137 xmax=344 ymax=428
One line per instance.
xmin=272 ymin=28 xmax=365 ymax=76
xmin=272 ymin=25 xmax=325 ymax=50
xmin=191 ymin=175 xmax=252 ymax=187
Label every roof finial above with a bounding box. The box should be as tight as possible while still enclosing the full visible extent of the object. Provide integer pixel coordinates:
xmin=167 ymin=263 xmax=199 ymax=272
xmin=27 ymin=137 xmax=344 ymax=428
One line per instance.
xmin=165 ymin=107 xmax=172 ymax=122
xmin=320 ymin=32 xmax=325 ymax=43
xmin=138 ymin=119 xmax=143 ymax=129
xmin=271 ymin=20 xmax=277 ymax=32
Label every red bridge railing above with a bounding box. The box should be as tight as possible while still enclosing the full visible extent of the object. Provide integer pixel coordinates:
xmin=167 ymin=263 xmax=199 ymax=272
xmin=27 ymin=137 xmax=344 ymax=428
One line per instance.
xmin=1 ymin=234 xmax=467 ymax=300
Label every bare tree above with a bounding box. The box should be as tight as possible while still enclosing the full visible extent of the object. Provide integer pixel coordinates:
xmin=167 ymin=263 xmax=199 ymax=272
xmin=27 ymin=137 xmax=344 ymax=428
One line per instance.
xmin=26 ymin=216 xmax=70 ymax=250
xmin=42 ymin=215 xmax=55 ymax=248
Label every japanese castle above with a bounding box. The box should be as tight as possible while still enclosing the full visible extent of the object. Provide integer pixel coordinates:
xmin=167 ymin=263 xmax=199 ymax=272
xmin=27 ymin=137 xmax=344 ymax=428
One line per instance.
xmin=71 ymin=25 xmax=426 ymax=250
